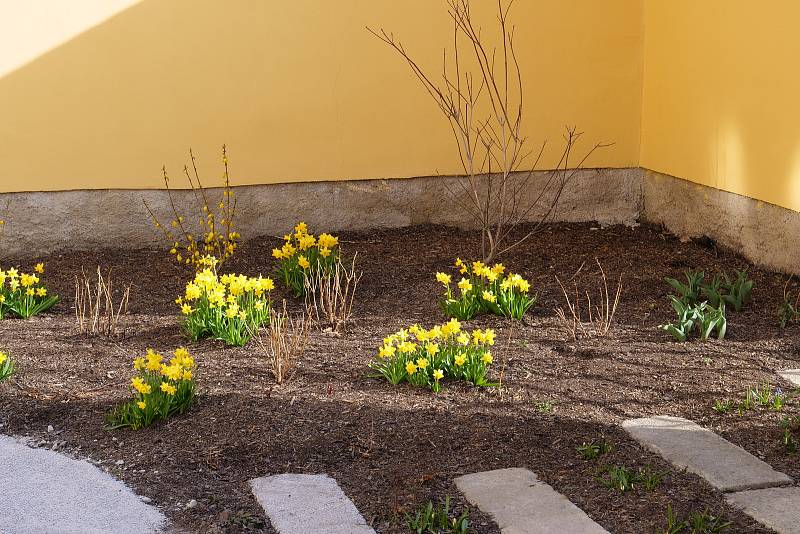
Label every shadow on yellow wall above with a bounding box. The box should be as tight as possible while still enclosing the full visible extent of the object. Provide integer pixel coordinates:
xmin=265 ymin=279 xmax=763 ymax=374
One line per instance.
xmin=0 ymin=0 xmax=643 ymax=193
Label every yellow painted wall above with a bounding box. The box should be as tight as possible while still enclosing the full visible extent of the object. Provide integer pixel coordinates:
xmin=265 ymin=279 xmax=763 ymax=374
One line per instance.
xmin=640 ymin=0 xmax=800 ymax=212
xmin=0 ymin=0 xmax=643 ymax=193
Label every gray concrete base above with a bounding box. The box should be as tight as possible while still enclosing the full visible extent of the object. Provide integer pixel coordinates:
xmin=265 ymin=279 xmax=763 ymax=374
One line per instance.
xmin=454 ymin=467 xmax=609 ymax=534
xmin=0 ymin=168 xmax=642 ymax=259
xmin=623 ymin=416 xmax=792 ymax=492
xmin=3 ymin=167 xmax=799 ymax=276
xmin=642 ymin=170 xmax=800 ymax=274
xmin=249 ymin=473 xmax=374 ymax=534
xmin=0 ymin=434 xmax=165 ymax=534
xmin=726 ymin=487 xmax=800 ymax=534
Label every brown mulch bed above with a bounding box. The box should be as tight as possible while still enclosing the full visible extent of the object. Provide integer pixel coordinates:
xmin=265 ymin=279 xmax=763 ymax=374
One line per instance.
xmin=1 ymin=222 xmax=799 ymax=533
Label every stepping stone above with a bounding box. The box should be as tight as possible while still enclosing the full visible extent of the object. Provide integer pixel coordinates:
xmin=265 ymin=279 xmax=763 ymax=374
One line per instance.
xmin=249 ymin=473 xmax=375 ymax=534
xmin=623 ymin=416 xmax=792 ymax=492
xmin=779 ymin=369 xmax=800 ymax=387
xmin=726 ymin=486 xmax=800 ymax=534
xmin=454 ymin=467 xmax=609 ymax=534
xmin=0 ymin=435 xmax=165 ymax=534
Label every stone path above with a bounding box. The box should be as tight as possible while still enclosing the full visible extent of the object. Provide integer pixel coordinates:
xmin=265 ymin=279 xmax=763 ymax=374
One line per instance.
xmin=726 ymin=487 xmax=800 ymax=534
xmin=249 ymin=473 xmax=375 ymax=534
xmin=0 ymin=434 xmax=166 ymax=534
xmin=779 ymin=369 xmax=800 ymax=387
xmin=624 ymin=415 xmax=800 ymax=534
xmin=455 ymin=468 xmax=609 ymax=534
xmin=622 ymin=415 xmax=791 ymax=492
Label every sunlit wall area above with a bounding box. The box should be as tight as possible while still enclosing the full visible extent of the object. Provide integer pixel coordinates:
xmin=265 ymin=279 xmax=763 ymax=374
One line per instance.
xmin=0 ymin=0 xmax=643 ymax=193
xmin=640 ymin=0 xmax=800 ymax=213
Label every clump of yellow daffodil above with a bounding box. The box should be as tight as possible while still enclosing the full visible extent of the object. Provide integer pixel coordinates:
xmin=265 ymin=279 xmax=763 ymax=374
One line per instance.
xmin=273 ymin=222 xmax=340 ymax=297
xmin=436 ymin=258 xmax=535 ymax=320
xmin=369 ymin=319 xmax=496 ymax=392
xmin=178 ymin=259 xmax=274 ymax=346
xmin=0 ymin=350 xmax=14 ymax=383
xmin=107 ymin=347 xmax=197 ymax=430
xmin=0 ymin=263 xmax=59 ymax=320
xmin=144 ymin=146 xmax=240 ymax=270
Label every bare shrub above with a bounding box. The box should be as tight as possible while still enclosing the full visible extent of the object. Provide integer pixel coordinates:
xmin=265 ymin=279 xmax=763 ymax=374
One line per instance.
xmin=75 ymin=267 xmax=131 ymax=337
xmin=555 ymin=260 xmax=622 ymax=340
xmin=253 ymin=300 xmax=311 ymax=385
xmin=369 ymin=0 xmax=608 ymax=262
xmin=304 ymin=254 xmax=362 ymax=333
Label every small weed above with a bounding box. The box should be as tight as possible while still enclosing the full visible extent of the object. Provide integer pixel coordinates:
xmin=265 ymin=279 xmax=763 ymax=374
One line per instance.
xmin=534 ymin=400 xmax=554 ymax=414
xmin=228 ymin=511 xmax=266 ymax=530
xmin=599 ymin=463 xmax=666 ymax=493
xmin=750 ymin=383 xmax=772 ymax=406
xmin=712 ymin=399 xmax=732 ymax=414
xmin=600 ymin=465 xmax=637 ymax=493
xmin=782 ymin=416 xmax=800 ymax=454
xmin=658 ymin=504 xmax=684 ymax=534
xmin=778 ymin=279 xmax=800 ymax=327
xmin=657 ymin=505 xmax=732 ymax=534
xmin=687 ymin=509 xmax=733 ymax=532
xmin=720 ymin=383 xmax=787 ymax=415
xmin=637 ymin=465 xmax=666 ymax=491
xmin=784 ymin=427 xmax=797 ymax=454
xmin=576 ymin=438 xmax=612 ymax=461
xmin=771 ymin=389 xmax=786 ymax=411
xmin=405 ymin=496 xmax=470 ymax=534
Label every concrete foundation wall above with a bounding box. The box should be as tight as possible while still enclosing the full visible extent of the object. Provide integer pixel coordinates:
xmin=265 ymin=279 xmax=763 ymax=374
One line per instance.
xmin=0 ymin=168 xmax=643 ymax=260
xmin=642 ymin=170 xmax=800 ymax=274
xmin=3 ymin=168 xmax=798 ymax=275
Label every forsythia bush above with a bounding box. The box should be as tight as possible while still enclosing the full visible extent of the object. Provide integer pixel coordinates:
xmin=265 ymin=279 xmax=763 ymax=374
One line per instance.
xmin=436 ymin=259 xmax=535 ymax=320
xmin=272 ymin=222 xmax=340 ymax=297
xmin=369 ymin=319 xmax=496 ymax=392
xmin=0 ymin=263 xmax=59 ymax=319
xmin=145 ymin=146 xmax=240 ymax=270
xmin=177 ymin=258 xmax=274 ymax=346
xmin=0 ymin=350 xmax=14 ymax=383
xmin=107 ymin=347 xmax=196 ymax=430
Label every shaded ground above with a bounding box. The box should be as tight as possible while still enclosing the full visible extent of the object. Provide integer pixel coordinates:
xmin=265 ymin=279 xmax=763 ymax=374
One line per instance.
xmin=1 ymin=222 xmax=798 ymax=533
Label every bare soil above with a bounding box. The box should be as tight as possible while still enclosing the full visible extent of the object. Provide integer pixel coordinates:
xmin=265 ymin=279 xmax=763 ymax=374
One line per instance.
xmin=1 ymin=222 xmax=798 ymax=533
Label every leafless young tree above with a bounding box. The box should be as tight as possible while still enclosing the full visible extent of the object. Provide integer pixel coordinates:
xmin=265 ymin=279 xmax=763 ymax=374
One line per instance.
xmin=369 ymin=0 xmax=609 ymax=262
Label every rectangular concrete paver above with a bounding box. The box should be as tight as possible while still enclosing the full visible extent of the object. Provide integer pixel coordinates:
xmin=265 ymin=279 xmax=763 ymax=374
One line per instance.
xmin=623 ymin=416 xmax=792 ymax=492
xmin=726 ymin=487 xmax=800 ymax=534
xmin=779 ymin=369 xmax=800 ymax=387
xmin=455 ymin=468 xmax=609 ymax=534
xmin=249 ymin=473 xmax=375 ymax=534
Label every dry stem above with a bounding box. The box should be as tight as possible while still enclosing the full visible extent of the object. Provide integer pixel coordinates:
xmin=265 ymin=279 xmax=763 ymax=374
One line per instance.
xmin=74 ymin=267 xmax=130 ymax=337
xmin=555 ymin=259 xmax=622 ymax=340
xmin=304 ymin=254 xmax=363 ymax=333
xmin=253 ymin=300 xmax=311 ymax=384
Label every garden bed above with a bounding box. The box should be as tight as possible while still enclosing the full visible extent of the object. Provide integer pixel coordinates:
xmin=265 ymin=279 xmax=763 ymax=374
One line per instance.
xmin=1 ymin=222 xmax=798 ymax=533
